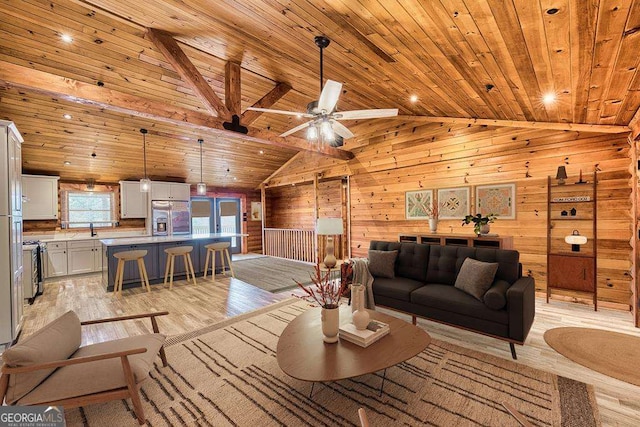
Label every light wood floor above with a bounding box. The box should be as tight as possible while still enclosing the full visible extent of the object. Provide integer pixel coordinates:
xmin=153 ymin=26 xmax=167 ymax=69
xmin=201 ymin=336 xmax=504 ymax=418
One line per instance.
xmin=21 ymin=270 xmax=640 ymax=426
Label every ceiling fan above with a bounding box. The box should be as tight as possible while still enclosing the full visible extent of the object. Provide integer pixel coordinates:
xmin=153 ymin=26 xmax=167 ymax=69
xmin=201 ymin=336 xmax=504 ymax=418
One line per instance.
xmin=247 ymin=36 xmax=398 ymax=146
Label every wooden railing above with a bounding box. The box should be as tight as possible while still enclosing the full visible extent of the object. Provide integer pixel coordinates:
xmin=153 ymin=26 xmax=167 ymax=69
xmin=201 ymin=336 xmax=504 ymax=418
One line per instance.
xmin=264 ymin=228 xmax=315 ymax=263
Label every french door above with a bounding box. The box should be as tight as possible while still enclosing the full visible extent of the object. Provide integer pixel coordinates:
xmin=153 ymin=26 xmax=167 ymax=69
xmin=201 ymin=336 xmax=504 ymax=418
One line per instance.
xmin=191 ymin=197 xmax=241 ymax=254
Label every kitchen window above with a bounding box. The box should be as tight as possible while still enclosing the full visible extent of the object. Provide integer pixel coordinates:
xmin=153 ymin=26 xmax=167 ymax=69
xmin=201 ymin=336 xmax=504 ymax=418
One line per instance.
xmin=64 ymin=191 xmax=115 ymax=228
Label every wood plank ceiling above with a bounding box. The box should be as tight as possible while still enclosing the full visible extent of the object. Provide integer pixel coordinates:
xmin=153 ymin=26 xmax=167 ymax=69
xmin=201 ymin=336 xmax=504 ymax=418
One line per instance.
xmin=0 ymin=0 xmax=638 ymax=189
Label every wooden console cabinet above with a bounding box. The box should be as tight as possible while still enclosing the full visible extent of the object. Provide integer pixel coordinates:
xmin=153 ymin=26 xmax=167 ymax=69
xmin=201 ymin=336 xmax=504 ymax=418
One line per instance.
xmin=398 ymin=233 xmax=513 ymax=249
xmin=546 ymin=172 xmax=597 ymax=309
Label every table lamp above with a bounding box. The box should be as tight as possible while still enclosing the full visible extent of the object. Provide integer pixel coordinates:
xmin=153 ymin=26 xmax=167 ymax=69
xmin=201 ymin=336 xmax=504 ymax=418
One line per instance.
xmin=316 ymin=218 xmax=343 ymax=268
xmin=565 ymin=230 xmax=587 ymax=252
xmin=556 ymin=166 xmax=568 ymax=185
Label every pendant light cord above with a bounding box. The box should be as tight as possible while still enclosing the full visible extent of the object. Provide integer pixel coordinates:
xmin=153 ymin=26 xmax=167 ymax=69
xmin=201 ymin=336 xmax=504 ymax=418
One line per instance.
xmin=319 ymin=44 xmax=323 ymax=92
xmin=198 ymin=138 xmax=204 ymax=182
xmin=140 ymin=128 xmax=148 ymax=179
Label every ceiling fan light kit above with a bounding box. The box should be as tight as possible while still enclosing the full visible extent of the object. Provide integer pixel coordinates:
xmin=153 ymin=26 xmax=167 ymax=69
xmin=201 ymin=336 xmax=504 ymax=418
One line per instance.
xmin=246 ymin=35 xmax=398 ymax=146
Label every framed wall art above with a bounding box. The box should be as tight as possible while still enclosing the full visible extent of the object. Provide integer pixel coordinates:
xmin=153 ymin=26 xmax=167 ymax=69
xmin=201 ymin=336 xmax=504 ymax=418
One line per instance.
xmin=405 ymin=190 xmax=433 ymax=220
xmin=250 ymin=201 xmax=262 ymax=221
xmin=475 ymin=183 xmax=516 ymax=219
xmin=437 ymin=187 xmax=470 ymax=219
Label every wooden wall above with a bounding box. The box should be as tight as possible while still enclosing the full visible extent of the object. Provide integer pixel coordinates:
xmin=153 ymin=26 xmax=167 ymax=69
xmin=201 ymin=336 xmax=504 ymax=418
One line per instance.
xmin=265 ymin=122 xmax=633 ymax=309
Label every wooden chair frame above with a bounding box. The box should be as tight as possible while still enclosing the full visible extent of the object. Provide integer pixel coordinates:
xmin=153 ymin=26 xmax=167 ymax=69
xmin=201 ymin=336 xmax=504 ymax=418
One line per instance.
xmin=0 ymin=311 xmax=169 ymax=425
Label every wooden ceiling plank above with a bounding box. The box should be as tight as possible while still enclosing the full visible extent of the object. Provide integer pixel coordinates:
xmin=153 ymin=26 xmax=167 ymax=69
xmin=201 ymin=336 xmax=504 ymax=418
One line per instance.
xmin=225 ymin=61 xmax=242 ymax=117
xmin=0 ymin=61 xmax=353 ymax=160
xmin=241 ymin=82 xmax=293 ymax=126
xmin=395 ymin=115 xmax=630 ymax=133
xmin=584 ymin=0 xmax=633 ymax=124
xmin=569 ymin=0 xmax=599 ymax=124
xmin=145 ymin=27 xmax=231 ymax=119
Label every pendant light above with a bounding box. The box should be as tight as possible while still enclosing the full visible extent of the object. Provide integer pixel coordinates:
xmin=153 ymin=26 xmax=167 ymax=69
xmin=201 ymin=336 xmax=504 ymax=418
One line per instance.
xmin=139 ymin=128 xmax=150 ymax=192
xmin=196 ymin=138 xmax=206 ymax=195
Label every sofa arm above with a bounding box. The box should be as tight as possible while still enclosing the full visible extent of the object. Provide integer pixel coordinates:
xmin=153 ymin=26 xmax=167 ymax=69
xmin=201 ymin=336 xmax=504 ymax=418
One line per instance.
xmin=506 ymin=276 xmax=535 ymax=343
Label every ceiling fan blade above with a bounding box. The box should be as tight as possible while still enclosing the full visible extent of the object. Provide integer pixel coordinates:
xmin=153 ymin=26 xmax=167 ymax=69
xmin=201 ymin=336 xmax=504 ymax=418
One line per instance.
xmin=332 ymin=121 xmax=354 ymax=139
xmin=246 ymin=107 xmax=313 ymax=118
xmin=280 ymin=121 xmax=313 ymax=138
xmin=317 ymin=80 xmax=342 ymax=113
xmin=335 ymin=108 xmax=399 ymax=120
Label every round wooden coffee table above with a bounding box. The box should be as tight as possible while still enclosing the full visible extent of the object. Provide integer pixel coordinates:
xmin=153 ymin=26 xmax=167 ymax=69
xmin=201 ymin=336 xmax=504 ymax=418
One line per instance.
xmin=277 ymin=305 xmax=431 ymax=392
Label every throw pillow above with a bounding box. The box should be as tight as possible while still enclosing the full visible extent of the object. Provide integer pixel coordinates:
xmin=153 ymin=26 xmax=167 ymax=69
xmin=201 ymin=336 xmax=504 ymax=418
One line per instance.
xmin=483 ymin=279 xmax=511 ymax=310
xmin=454 ymin=258 xmax=499 ymax=301
xmin=368 ymin=250 xmax=398 ymax=279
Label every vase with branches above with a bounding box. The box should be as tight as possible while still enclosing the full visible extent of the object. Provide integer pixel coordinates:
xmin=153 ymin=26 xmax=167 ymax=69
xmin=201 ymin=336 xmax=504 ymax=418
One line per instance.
xmin=426 ymin=201 xmax=445 ymax=232
xmin=294 ymin=263 xmax=348 ymax=343
xmin=462 ymin=213 xmax=497 ymax=236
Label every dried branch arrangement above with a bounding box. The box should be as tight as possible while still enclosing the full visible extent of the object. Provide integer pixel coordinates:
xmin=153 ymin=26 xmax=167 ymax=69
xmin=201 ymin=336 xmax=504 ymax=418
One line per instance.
xmin=294 ymin=263 xmax=348 ymax=309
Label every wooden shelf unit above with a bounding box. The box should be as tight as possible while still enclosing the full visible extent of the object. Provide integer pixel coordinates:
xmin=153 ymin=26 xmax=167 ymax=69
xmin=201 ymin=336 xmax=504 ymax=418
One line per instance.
xmin=398 ymin=233 xmax=513 ymax=250
xmin=546 ymin=172 xmax=597 ymax=310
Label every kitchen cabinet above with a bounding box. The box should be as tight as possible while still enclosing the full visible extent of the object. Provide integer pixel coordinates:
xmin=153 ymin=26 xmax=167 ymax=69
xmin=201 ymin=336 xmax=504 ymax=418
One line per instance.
xmin=22 ymin=175 xmax=59 ymax=220
xmin=151 ymin=182 xmax=191 ymax=201
xmin=68 ymin=241 xmax=96 ymax=275
xmin=46 ymin=242 xmax=68 ymax=277
xmin=120 ymin=181 xmax=148 ymax=218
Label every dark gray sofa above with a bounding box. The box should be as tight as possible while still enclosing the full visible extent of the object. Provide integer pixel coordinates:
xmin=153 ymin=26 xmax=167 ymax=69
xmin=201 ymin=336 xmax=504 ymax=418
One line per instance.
xmin=369 ymin=241 xmax=535 ymax=359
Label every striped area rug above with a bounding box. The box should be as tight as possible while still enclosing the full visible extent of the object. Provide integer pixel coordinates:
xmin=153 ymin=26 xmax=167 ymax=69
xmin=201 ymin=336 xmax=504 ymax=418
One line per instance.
xmin=66 ymin=300 xmax=600 ymax=426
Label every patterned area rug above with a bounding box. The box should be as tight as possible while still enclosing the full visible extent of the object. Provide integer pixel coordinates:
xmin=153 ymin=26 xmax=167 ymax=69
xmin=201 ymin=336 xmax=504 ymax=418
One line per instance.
xmin=66 ymin=300 xmax=600 ymax=426
xmin=231 ymin=256 xmax=315 ymax=293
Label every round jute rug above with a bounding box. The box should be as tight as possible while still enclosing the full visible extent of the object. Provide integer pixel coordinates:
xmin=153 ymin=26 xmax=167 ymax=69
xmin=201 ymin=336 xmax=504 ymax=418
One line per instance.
xmin=544 ymin=327 xmax=640 ymax=386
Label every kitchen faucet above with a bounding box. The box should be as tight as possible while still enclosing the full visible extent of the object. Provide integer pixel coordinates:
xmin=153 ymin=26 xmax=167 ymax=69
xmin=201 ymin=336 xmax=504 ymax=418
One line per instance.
xmin=90 ymin=223 xmax=97 ymax=237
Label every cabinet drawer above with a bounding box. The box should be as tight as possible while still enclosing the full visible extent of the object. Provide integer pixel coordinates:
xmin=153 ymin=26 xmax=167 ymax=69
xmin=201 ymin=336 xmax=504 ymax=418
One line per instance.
xmin=68 ymin=240 xmax=95 ymax=249
xmin=47 ymin=242 xmax=67 ymax=250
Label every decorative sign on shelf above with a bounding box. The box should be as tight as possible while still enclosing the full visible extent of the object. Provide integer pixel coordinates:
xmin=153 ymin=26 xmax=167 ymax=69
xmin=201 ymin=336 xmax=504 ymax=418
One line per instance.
xmin=552 ymin=196 xmax=591 ymax=202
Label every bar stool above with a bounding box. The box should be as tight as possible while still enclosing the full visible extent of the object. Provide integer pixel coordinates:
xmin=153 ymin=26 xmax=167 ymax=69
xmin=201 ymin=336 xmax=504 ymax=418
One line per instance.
xmin=113 ymin=250 xmax=151 ymax=296
xmin=163 ymin=245 xmax=196 ymax=289
xmin=203 ymin=242 xmax=235 ymax=282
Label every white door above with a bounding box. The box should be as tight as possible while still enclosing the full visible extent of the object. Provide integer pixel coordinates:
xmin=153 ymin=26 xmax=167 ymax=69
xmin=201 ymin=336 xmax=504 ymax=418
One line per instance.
xmin=68 ymin=248 xmax=94 ymax=274
xmin=47 ymin=250 xmax=68 ymax=277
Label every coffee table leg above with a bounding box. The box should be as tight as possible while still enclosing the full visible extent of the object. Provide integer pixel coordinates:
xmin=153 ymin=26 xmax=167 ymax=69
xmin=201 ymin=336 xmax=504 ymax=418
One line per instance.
xmin=379 ymin=369 xmax=387 ymax=396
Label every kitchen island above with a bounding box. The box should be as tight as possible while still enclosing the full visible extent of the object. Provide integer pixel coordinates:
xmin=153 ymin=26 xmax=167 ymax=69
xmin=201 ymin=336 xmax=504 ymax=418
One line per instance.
xmin=100 ymin=233 xmax=244 ymax=292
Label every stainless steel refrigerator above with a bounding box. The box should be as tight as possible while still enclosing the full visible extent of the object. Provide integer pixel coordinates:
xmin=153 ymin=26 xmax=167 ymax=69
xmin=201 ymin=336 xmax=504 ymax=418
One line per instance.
xmin=152 ymin=200 xmax=191 ymax=235
xmin=0 ymin=121 xmax=24 ymax=345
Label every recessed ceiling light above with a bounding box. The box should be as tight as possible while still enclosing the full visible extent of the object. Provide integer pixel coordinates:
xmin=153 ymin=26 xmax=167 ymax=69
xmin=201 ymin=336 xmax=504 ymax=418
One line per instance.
xmin=233 ymin=177 xmax=237 ymax=181
xmin=63 ymin=113 xmax=72 ymax=120
xmin=60 ymin=34 xmax=73 ymax=43
xmin=296 ymin=113 xmax=302 ymax=119
xmin=259 ymin=150 xmax=264 ymax=155
xmin=63 ymin=161 xmax=71 ymax=165
xmin=542 ymin=92 xmax=557 ymax=105
xmin=410 ymin=94 xmax=419 ymax=103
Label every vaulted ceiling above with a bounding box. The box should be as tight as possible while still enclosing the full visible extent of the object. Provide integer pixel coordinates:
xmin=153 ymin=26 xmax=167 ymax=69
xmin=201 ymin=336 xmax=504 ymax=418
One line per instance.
xmin=0 ymin=0 xmax=638 ymax=189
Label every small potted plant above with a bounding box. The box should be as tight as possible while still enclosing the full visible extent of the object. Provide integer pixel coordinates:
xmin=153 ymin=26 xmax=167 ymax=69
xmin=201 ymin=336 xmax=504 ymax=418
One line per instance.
xmin=462 ymin=213 xmax=497 ymax=236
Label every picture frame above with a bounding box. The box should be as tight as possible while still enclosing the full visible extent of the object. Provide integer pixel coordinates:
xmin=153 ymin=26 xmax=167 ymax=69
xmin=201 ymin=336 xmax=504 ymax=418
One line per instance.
xmin=437 ymin=187 xmax=470 ymax=219
xmin=250 ymin=201 xmax=262 ymax=221
xmin=475 ymin=183 xmax=516 ymax=219
xmin=405 ymin=190 xmax=433 ymax=220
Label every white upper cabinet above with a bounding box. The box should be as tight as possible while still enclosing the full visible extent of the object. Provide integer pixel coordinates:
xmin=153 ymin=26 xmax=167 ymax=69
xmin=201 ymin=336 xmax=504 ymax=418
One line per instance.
xmin=119 ymin=181 xmax=148 ymax=218
xmin=22 ymin=175 xmax=59 ymax=220
xmin=150 ymin=181 xmax=191 ymax=201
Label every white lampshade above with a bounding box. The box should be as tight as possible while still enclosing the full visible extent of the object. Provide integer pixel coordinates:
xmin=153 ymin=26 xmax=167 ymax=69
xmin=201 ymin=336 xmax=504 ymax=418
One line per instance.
xmin=196 ymin=182 xmax=207 ymax=195
xmin=316 ymin=218 xmax=343 ymax=235
xmin=565 ymin=235 xmax=587 ymax=245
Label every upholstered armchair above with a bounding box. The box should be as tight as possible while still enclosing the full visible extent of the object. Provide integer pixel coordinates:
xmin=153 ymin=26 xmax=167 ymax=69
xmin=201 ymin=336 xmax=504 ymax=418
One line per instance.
xmin=0 ymin=311 xmax=169 ymax=425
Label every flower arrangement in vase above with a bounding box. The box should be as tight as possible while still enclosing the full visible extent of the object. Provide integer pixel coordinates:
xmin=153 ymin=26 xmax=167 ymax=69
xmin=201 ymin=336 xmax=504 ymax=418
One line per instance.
xmin=462 ymin=213 xmax=497 ymax=236
xmin=295 ymin=263 xmax=348 ymax=343
xmin=426 ymin=201 xmax=446 ymax=233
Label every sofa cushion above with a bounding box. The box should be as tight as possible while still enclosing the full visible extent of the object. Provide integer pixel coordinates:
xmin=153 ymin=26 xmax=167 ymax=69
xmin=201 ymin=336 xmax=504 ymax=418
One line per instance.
xmin=475 ymin=248 xmax=520 ymax=284
xmin=425 ymin=245 xmax=464 ymax=285
xmin=368 ymin=250 xmax=398 ymax=278
xmin=454 ymin=258 xmax=499 ymax=301
xmin=17 ymin=333 xmax=165 ymax=405
xmin=2 ymin=311 xmax=82 ymax=405
xmin=484 ymin=280 xmax=511 ymax=310
xmin=372 ymin=277 xmax=425 ymax=302
xmin=411 ymin=284 xmax=509 ymax=324
xmin=395 ymin=243 xmax=430 ymax=282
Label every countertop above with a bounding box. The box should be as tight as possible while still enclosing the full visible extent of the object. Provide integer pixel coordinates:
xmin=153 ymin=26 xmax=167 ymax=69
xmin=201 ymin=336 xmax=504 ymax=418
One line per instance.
xmin=99 ymin=233 xmax=246 ymax=247
xmin=23 ymin=244 xmax=38 ymax=251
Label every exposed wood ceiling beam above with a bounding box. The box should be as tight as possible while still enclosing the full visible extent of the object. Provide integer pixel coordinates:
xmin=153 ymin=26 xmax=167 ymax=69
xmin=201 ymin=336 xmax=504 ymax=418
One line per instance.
xmin=396 ymin=115 xmax=631 ymax=134
xmin=629 ymin=106 xmax=640 ymax=141
xmin=225 ymin=61 xmax=242 ymax=117
xmin=0 ymin=61 xmax=354 ymax=161
xmin=259 ymin=151 xmax=304 ymax=188
xmin=145 ymin=28 xmax=231 ymax=120
xmin=241 ymin=82 xmax=292 ymax=126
